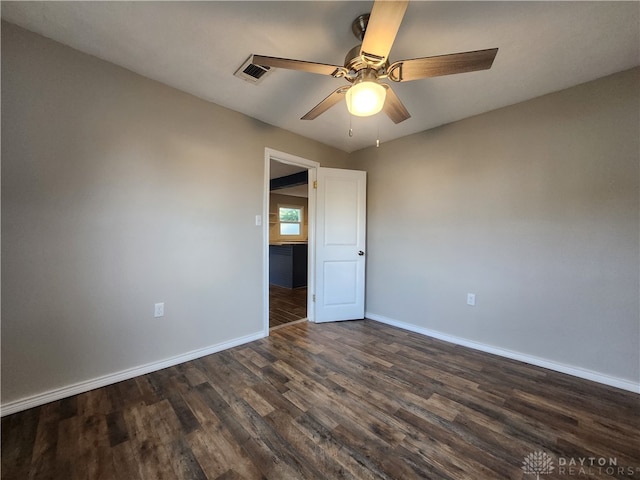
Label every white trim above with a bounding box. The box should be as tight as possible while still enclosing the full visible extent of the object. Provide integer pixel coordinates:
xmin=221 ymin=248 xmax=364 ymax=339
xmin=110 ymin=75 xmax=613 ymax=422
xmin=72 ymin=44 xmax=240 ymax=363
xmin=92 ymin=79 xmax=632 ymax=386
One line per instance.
xmin=306 ymin=167 xmax=317 ymax=322
xmin=264 ymin=148 xmax=319 ymax=333
xmin=0 ymin=331 xmax=265 ymax=417
xmin=366 ymin=312 xmax=640 ymax=394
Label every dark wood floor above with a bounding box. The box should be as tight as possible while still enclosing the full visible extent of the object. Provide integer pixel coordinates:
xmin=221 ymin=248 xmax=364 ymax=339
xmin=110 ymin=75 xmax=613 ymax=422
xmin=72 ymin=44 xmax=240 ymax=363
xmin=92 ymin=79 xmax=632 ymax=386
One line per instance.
xmin=2 ymin=320 xmax=639 ymax=480
xmin=269 ymin=284 xmax=307 ymax=328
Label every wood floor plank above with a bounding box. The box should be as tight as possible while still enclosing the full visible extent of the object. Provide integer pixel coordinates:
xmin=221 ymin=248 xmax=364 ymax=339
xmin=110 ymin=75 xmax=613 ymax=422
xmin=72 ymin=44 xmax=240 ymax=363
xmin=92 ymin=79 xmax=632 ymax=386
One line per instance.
xmin=77 ymin=414 xmax=110 ymax=480
xmin=269 ymin=284 xmax=307 ymax=328
xmin=55 ymin=415 xmax=83 ymax=480
xmin=264 ymin=409 xmax=355 ymax=480
xmin=106 ymin=410 xmax=129 ymax=447
xmin=187 ymin=428 xmax=240 ymax=479
xmin=1 ymin=405 xmax=40 ymax=480
xmin=94 ymin=445 xmax=117 ymax=480
xmin=296 ymin=413 xmax=386 ymax=480
xmin=183 ymin=386 xmax=262 ymax=479
xmin=110 ymin=438 xmax=144 ymax=479
xmin=124 ymin=402 xmax=185 ymax=479
xmin=27 ymin=403 xmax=60 ymax=480
xmin=163 ymin=436 xmax=208 ymax=480
xmin=2 ymin=319 xmax=639 ymax=479
xmin=165 ymin=392 xmax=201 ymax=435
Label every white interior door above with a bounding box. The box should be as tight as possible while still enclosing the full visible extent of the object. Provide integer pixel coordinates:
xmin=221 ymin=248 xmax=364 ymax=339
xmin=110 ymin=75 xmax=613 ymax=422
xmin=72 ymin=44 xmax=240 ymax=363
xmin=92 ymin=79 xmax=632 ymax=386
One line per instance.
xmin=314 ymin=167 xmax=366 ymax=322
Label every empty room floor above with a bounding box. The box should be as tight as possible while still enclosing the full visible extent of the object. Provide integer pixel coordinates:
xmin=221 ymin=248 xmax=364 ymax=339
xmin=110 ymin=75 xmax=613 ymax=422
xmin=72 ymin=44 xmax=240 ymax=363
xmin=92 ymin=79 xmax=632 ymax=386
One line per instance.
xmin=2 ymin=320 xmax=639 ymax=479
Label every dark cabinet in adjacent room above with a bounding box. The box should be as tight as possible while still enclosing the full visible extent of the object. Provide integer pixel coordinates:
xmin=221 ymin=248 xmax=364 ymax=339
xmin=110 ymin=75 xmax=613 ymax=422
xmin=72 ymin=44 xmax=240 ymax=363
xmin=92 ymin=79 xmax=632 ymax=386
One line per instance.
xmin=269 ymin=244 xmax=307 ymax=288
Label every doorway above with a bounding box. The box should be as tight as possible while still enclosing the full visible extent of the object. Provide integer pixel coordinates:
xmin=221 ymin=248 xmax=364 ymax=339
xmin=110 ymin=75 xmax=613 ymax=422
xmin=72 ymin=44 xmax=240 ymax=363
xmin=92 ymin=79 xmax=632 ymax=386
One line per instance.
xmin=263 ymin=149 xmax=319 ymax=333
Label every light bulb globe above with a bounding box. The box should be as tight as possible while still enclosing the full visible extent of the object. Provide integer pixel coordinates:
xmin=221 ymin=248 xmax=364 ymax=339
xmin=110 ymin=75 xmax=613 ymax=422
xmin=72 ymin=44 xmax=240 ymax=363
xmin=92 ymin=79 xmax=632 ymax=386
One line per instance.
xmin=346 ymin=81 xmax=386 ymax=117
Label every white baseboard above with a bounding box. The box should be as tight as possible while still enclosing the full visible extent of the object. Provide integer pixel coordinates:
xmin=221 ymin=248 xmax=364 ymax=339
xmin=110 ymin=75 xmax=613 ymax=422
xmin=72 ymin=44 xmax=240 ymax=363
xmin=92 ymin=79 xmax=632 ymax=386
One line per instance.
xmin=1 ymin=331 xmax=266 ymax=417
xmin=366 ymin=312 xmax=640 ymax=394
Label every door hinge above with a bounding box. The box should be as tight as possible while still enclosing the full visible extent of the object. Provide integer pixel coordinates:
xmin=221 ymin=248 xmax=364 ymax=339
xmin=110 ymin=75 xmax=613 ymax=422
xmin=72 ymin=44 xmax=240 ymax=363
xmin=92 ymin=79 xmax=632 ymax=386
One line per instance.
xmin=312 ymin=294 xmax=316 ymax=302
xmin=313 ymin=180 xmax=317 ymax=189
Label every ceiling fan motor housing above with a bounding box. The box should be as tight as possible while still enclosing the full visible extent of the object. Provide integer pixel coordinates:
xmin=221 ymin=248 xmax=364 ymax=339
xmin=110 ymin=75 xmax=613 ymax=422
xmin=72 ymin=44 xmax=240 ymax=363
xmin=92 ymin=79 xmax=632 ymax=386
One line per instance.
xmin=344 ymin=44 xmax=389 ymax=81
xmin=351 ymin=13 xmax=370 ymax=41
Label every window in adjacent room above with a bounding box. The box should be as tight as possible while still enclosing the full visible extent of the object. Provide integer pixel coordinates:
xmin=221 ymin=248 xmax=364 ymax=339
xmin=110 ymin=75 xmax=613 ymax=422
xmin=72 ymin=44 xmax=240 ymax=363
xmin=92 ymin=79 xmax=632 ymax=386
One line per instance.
xmin=279 ymin=205 xmax=303 ymax=237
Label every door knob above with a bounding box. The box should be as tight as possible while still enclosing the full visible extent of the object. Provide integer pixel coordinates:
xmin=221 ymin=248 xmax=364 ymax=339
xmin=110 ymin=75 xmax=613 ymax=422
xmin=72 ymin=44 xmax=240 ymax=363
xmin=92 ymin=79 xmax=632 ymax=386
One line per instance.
xmin=358 ymin=250 xmax=365 ymax=256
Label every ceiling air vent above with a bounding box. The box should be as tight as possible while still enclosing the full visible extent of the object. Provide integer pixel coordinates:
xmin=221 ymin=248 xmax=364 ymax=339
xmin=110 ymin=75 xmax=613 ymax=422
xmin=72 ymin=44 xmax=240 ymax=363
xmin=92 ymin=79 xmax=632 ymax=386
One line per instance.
xmin=234 ymin=55 xmax=272 ymax=85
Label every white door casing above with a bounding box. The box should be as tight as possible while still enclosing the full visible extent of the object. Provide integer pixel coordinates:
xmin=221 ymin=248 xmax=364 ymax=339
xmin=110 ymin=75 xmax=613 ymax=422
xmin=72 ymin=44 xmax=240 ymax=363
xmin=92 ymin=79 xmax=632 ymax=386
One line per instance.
xmin=314 ymin=167 xmax=367 ymax=322
xmin=264 ymin=148 xmax=319 ymax=333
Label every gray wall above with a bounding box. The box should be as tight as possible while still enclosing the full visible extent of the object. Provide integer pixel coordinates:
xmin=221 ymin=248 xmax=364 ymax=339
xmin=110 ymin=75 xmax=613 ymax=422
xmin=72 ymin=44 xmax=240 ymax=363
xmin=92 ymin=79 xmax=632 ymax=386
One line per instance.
xmin=3 ymin=21 xmax=638 ymax=408
xmin=351 ymin=68 xmax=640 ymax=384
xmin=1 ymin=23 xmax=348 ymax=406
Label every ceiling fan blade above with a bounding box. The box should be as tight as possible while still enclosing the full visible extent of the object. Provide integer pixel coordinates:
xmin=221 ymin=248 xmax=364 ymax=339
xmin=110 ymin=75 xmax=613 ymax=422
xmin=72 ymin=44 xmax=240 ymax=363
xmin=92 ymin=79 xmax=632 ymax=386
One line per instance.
xmin=388 ymin=48 xmax=498 ymax=82
xmin=381 ymin=84 xmax=410 ymax=124
xmin=359 ymin=0 xmax=409 ymax=66
xmin=252 ymin=55 xmax=347 ymax=77
xmin=301 ymin=86 xmax=350 ymax=120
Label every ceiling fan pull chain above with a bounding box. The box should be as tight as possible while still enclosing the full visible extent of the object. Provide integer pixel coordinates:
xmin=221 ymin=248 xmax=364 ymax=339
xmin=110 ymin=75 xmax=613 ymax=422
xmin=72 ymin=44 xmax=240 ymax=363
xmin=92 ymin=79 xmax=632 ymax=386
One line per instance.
xmin=376 ymin=118 xmax=380 ymax=147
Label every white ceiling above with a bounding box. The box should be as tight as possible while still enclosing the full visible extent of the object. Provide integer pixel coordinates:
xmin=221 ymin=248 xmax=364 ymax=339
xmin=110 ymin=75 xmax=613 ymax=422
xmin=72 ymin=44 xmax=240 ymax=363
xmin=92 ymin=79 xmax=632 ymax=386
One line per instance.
xmin=2 ymin=1 xmax=638 ymax=153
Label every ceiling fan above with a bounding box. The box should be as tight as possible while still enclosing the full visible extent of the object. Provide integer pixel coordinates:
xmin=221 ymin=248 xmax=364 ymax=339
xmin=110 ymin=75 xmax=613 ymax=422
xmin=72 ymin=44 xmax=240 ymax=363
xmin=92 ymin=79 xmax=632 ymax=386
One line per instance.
xmin=252 ymin=0 xmax=498 ymax=124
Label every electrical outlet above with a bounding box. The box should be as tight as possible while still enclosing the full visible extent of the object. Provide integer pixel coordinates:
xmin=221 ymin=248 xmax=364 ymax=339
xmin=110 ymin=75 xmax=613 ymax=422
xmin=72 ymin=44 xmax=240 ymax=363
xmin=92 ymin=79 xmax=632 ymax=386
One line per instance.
xmin=467 ymin=293 xmax=476 ymax=306
xmin=154 ymin=302 xmax=165 ymax=317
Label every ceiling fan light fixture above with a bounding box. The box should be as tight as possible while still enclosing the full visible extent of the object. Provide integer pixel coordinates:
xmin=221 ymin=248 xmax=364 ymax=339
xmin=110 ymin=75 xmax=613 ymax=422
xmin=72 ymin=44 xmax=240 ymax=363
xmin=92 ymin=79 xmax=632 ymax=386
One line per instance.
xmin=253 ymin=0 xmax=496 ymax=125
xmin=346 ymin=80 xmax=386 ymax=117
